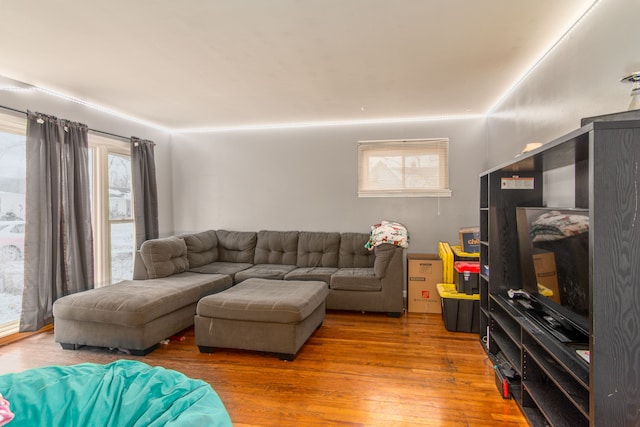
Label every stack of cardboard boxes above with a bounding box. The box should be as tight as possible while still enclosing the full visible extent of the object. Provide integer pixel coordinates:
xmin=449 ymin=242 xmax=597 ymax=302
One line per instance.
xmin=407 ymin=231 xmax=482 ymax=333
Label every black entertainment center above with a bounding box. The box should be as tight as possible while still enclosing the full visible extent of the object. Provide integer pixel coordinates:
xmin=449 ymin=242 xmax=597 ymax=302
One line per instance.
xmin=479 ymin=114 xmax=640 ymax=426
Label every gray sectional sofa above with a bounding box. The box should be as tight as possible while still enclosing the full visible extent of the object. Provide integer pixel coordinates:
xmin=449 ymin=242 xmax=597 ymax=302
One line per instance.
xmin=168 ymin=229 xmax=404 ymax=315
xmin=53 ymin=229 xmax=404 ymax=355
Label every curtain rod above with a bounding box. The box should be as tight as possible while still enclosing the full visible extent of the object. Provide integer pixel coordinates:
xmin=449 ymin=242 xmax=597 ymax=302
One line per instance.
xmin=0 ymin=103 xmax=135 ymax=142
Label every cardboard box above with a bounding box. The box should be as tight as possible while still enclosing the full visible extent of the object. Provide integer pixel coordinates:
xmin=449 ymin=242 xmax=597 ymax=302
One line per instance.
xmin=459 ymin=227 xmax=480 ymax=253
xmin=533 ymin=251 xmax=561 ymax=303
xmin=407 ymin=254 xmax=444 ymax=313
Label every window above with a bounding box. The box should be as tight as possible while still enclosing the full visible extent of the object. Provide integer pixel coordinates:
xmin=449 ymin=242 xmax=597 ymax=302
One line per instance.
xmin=89 ymin=134 xmax=135 ymax=287
xmin=0 ymin=112 xmax=26 ymax=336
xmin=358 ymin=138 xmax=451 ymax=197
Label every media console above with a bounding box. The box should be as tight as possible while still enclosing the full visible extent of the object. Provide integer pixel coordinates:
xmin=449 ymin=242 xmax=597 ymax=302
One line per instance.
xmin=479 ymin=116 xmax=640 ymax=426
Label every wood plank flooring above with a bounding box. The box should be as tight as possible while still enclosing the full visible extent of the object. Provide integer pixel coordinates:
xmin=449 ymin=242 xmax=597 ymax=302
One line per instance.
xmin=0 ymin=311 xmax=527 ymax=426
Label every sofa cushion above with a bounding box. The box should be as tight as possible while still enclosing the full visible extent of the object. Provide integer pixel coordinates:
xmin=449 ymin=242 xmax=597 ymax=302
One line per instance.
xmin=181 ymin=230 xmax=218 ymax=268
xmin=284 ymin=267 xmax=338 ymax=283
xmin=254 ymin=230 xmax=299 ymax=265
xmin=296 ymin=232 xmax=340 ymax=267
xmin=330 ymin=268 xmax=381 ymax=291
xmin=188 ymin=261 xmax=252 ymax=282
xmin=196 ymin=278 xmax=328 ymax=323
xmin=234 ymin=264 xmax=297 ymax=283
xmin=53 ymin=272 xmax=233 ymax=328
xmin=216 ymin=230 xmax=257 ymax=263
xmin=338 ymin=233 xmax=375 ymax=268
xmin=139 ymin=237 xmax=189 ymax=279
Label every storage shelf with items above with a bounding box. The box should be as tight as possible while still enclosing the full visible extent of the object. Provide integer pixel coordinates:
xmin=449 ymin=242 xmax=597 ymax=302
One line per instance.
xmin=479 ymin=115 xmax=640 ymax=426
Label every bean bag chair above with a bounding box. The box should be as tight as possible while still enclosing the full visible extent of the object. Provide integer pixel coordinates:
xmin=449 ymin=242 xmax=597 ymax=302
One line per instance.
xmin=0 ymin=360 xmax=232 ymax=426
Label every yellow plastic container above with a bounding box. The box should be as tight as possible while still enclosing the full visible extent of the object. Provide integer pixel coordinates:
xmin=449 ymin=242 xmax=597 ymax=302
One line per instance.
xmin=438 ymin=241 xmax=454 ymax=284
xmin=451 ymin=245 xmax=480 ymax=261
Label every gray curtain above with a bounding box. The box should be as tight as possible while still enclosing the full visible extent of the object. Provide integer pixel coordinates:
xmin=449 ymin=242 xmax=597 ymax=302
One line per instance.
xmin=20 ymin=112 xmax=94 ymax=332
xmin=131 ymin=137 xmax=158 ymax=249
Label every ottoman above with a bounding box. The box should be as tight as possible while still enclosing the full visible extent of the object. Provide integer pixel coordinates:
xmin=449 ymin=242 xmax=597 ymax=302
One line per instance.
xmin=195 ymin=278 xmax=329 ymax=360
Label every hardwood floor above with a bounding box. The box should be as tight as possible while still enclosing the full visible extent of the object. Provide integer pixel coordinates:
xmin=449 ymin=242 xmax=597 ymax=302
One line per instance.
xmin=0 ymin=311 xmax=527 ymax=426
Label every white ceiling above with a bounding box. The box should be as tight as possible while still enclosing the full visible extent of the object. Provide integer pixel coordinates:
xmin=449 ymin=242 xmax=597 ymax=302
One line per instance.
xmin=0 ymin=1 xmax=597 ymax=131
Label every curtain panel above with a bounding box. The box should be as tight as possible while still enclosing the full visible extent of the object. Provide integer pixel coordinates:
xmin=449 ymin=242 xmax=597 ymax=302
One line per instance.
xmin=131 ymin=137 xmax=158 ymax=249
xmin=20 ymin=112 xmax=94 ymax=332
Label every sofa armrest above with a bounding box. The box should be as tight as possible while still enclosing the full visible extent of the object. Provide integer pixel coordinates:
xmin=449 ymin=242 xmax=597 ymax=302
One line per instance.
xmin=376 ymin=245 xmax=404 ymax=314
xmin=133 ymin=251 xmax=149 ymax=280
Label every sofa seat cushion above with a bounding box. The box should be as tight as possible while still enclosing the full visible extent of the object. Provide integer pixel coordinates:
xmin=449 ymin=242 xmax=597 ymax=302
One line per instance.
xmin=188 ymin=261 xmax=252 ymax=281
xmin=284 ymin=267 xmax=337 ymax=283
xmin=234 ymin=264 xmax=296 ymax=283
xmin=196 ymin=278 xmax=328 ymax=324
xmin=330 ymin=268 xmax=381 ymax=291
xmin=53 ymin=272 xmax=232 ymax=328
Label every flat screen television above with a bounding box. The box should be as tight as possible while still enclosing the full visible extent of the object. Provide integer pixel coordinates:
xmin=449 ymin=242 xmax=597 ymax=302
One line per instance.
xmin=516 ymin=207 xmax=590 ymax=342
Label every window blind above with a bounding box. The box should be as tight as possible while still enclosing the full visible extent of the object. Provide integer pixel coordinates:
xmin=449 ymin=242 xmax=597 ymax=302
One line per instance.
xmin=358 ymin=138 xmax=451 ymax=197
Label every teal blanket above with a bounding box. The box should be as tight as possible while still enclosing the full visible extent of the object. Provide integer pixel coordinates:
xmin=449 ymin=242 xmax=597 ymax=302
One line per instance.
xmin=0 ymin=360 xmax=232 ymax=426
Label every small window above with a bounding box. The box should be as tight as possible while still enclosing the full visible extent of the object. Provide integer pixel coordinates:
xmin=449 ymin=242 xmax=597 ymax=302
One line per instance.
xmin=358 ymin=138 xmax=451 ymax=197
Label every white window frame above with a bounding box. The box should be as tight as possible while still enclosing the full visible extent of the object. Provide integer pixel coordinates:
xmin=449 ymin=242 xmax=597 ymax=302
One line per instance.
xmin=358 ymin=138 xmax=452 ymax=198
xmin=0 ymin=111 xmax=26 ymax=337
xmin=89 ymin=134 xmax=134 ymax=287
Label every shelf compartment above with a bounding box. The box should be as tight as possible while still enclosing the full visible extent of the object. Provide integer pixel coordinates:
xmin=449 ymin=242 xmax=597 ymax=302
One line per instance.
xmin=524 ymin=343 xmax=589 ymax=418
xmin=519 ymin=404 xmax=548 ymax=427
xmin=490 ymin=326 xmax=522 ymax=376
xmin=480 ymin=209 xmax=488 ymax=241
xmin=523 ymin=364 xmax=589 ymax=427
xmin=491 ymin=309 xmax=521 ymax=345
xmin=521 ymin=316 xmax=589 ymax=388
xmin=490 ymin=293 xmax=526 ymax=319
xmin=480 ymin=306 xmax=489 ymax=318
xmin=480 ymin=174 xmax=488 ymax=208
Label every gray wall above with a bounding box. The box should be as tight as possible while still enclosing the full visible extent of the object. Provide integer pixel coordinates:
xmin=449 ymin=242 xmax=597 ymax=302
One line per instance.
xmin=487 ymin=0 xmax=640 ymax=167
xmin=171 ymin=118 xmax=487 ymax=253
xmin=0 ymin=88 xmax=174 ymax=236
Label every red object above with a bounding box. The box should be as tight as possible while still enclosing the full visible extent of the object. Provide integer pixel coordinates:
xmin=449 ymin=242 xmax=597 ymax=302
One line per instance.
xmin=454 ymin=261 xmax=480 ymax=273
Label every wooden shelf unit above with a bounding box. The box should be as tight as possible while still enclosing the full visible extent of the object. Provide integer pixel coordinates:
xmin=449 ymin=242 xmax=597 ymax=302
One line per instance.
xmin=479 ymin=118 xmax=640 ymax=426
